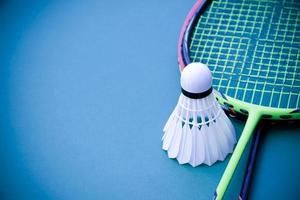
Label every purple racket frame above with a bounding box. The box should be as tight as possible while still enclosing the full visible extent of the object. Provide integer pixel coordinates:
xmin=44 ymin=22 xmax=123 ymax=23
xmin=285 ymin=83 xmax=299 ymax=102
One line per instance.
xmin=177 ymin=0 xmax=259 ymax=199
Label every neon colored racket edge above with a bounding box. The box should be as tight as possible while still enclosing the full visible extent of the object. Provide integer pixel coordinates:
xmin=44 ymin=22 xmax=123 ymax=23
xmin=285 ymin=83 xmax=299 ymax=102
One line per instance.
xmin=178 ymin=0 xmax=300 ymax=199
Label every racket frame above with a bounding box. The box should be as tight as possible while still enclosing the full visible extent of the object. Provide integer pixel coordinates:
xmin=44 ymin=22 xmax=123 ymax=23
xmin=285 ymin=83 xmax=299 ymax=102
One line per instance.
xmin=177 ymin=0 xmax=300 ymax=199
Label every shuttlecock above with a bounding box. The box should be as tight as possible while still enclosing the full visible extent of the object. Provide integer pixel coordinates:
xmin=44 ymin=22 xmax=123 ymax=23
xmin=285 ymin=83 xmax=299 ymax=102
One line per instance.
xmin=162 ymin=63 xmax=236 ymax=167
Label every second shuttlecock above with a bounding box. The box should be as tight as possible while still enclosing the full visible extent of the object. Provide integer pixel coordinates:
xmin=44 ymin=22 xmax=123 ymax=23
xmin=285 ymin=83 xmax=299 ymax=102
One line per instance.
xmin=162 ymin=62 xmax=236 ymax=167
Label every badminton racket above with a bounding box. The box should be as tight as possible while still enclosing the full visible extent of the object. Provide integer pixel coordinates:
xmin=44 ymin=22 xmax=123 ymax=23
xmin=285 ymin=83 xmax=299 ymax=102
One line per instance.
xmin=177 ymin=0 xmax=300 ymax=199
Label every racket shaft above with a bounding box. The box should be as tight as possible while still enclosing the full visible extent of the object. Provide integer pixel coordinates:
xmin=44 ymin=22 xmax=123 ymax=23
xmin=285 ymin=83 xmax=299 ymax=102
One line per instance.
xmin=215 ymin=111 xmax=261 ymax=200
xmin=239 ymin=125 xmax=262 ymax=200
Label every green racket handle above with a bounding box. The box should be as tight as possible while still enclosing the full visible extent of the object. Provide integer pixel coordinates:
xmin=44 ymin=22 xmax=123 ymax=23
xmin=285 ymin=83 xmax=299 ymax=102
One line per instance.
xmin=214 ymin=109 xmax=262 ymax=200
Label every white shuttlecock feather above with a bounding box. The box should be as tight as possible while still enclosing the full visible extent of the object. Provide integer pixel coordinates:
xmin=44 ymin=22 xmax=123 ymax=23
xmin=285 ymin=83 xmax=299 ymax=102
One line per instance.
xmin=162 ymin=63 xmax=236 ymax=167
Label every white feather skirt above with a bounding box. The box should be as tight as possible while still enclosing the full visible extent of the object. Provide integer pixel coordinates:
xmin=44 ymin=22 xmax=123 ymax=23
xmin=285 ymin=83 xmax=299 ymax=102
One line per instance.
xmin=162 ymin=92 xmax=236 ymax=167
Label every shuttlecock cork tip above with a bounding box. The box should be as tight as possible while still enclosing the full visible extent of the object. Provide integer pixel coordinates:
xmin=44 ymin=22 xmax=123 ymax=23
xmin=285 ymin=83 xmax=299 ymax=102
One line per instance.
xmin=180 ymin=62 xmax=212 ymax=95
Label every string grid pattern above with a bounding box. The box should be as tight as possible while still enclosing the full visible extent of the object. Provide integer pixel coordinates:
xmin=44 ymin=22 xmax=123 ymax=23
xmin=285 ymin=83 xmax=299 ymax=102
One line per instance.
xmin=189 ymin=0 xmax=300 ymax=108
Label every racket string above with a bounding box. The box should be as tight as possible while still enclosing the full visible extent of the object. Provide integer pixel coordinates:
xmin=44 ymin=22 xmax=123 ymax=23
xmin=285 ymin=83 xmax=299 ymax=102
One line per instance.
xmin=189 ymin=0 xmax=300 ymax=108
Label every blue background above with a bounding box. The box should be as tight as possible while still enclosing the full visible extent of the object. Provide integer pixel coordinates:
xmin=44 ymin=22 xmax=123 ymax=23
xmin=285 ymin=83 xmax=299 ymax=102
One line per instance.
xmin=0 ymin=1 xmax=299 ymax=199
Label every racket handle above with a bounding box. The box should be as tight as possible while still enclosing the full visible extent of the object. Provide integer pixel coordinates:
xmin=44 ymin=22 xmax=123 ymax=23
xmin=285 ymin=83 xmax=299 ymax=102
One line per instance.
xmin=214 ymin=111 xmax=261 ymax=200
xmin=238 ymin=124 xmax=262 ymax=200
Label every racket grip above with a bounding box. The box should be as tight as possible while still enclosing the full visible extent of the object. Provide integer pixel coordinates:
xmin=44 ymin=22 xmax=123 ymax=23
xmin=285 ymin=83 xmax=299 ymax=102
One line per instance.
xmin=239 ymin=124 xmax=262 ymax=200
xmin=214 ymin=111 xmax=261 ymax=200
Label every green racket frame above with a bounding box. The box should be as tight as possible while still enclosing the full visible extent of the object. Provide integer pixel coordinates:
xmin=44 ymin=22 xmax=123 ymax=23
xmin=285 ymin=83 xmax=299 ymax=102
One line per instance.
xmin=177 ymin=0 xmax=300 ymax=199
xmin=214 ymin=91 xmax=300 ymax=199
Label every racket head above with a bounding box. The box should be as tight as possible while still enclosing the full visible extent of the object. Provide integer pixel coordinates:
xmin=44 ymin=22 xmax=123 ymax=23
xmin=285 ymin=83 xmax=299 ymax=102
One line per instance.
xmin=178 ymin=0 xmax=300 ymax=120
